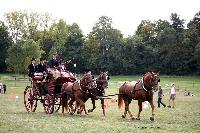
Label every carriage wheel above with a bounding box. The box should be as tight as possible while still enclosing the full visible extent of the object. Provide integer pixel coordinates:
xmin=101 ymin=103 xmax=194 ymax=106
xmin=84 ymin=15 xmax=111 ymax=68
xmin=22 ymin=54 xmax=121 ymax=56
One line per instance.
xmin=54 ymin=97 xmax=61 ymax=113
xmin=24 ymin=86 xmax=37 ymax=112
xmin=43 ymin=95 xmax=55 ymax=114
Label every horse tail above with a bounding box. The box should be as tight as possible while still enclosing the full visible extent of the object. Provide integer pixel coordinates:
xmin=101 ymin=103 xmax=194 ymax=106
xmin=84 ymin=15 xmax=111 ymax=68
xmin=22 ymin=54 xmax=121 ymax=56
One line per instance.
xmin=118 ymin=93 xmax=123 ymax=109
xmin=61 ymin=90 xmax=67 ymax=114
xmin=118 ymin=82 xmax=126 ymax=109
xmin=61 ymin=82 xmax=70 ymax=114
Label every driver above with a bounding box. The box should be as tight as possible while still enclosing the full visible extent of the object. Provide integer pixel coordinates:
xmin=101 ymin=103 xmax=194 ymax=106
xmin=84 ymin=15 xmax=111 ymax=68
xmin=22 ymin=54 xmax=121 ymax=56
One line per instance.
xmin=36 ymin=57 xmax=47 ymax=80
xmin=47 ymin=52 xmax=60 ymax=79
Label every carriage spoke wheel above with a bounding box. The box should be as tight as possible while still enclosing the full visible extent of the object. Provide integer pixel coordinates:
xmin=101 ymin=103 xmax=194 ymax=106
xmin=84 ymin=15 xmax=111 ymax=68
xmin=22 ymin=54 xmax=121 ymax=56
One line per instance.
xmin=24 ymin=86 xmax=37 ymax=112
xmin=43 ymin=95 xmax=55 ymax=114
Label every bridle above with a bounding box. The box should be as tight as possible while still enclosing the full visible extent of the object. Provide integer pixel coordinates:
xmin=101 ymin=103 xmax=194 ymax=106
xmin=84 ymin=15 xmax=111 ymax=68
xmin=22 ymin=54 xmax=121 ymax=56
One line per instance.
xmin=95 ymin=72 xmax=109 ymax=93
xmin=142 ymin=72 xmax=160 ymax=92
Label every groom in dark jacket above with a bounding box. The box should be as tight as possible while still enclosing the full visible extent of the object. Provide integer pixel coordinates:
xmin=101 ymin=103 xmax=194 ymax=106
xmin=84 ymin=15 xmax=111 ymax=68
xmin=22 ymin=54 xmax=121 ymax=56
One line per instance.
xmin=37 ymin=57 xmax=47 ymax=73
xmin=48 ymin=53 xmax=59 ymax=68
xmin=28 ymin=58 xmax=37 ymax=78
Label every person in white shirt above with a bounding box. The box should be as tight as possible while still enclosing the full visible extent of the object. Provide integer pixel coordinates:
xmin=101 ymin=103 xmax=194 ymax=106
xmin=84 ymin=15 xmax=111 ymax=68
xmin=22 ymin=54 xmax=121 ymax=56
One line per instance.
xmin=168 ymin=83 xmax=176 ymax=108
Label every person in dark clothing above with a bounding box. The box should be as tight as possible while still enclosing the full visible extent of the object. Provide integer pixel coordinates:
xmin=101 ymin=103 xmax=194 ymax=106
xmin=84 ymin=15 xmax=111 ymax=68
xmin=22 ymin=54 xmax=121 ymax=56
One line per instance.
xmin=48 ymin=53 xmax=59 ymax=68
xmin=157 ymin=85 xmax=166 ymax=108
xmin=48 ymin=53 xmax=60 ymax=79
xmin=37 ymin=58 xmax=47 ymax=73
xmin=28 ymin=58 xmax=37 ymax=78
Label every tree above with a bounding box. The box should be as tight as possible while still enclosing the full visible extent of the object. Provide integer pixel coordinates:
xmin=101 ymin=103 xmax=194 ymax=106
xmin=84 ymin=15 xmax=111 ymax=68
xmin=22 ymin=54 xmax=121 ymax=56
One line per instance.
xmin=170 ymin=13 xmax=185 ymax=33
xmin=121 ymin=36 xmax=138 ymax=74
xmin=156 ymin=27 xmax=190 ymax=74
xmin=50 ymin=19 xmax=68 ymax=56
xmin=155 ymin=19 xmax=170 ymax=33
xmin=134 ymin=20 xmax=159 ymax=72
xmin=83 ymin=33 xmax=100 ymax=72
xmin=61 ymin=23 xmax=84 ymax=72
xmin=194 ymin=42 xmax=200 ymax=74
xmin=186 ymin=11 xmax=200 ymax=74
xmin=135 ymin=20 xmax=156 ymax=44
xmin=0 ymin=21 xmax=12 ymax=72
xmin=91 ymin=16 xmax=123 ymax=74
xmin=6 ymin=39 xmax=42 ymax=74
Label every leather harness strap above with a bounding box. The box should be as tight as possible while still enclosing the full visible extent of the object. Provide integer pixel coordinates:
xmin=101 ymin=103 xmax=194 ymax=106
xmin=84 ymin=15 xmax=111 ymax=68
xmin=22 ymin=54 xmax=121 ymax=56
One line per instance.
xmin=131 ymin=77 xmax=152 ymax=95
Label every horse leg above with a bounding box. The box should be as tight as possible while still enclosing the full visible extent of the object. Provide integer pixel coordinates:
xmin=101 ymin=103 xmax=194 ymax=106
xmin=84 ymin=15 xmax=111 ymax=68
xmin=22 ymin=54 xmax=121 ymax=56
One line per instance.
xmin=88 ymin=98 xmax=96 ymax=113
xmin=61 ymin=98 xmax=65 ymax=115
xmin=122 ymin=100 xmax=129 ymax=118
xmin=69 ymin=98 xmax=75 ymax=115
xmin=101 ymin=99 xmax=105 ymax=116
xmin=61 ymin=93 xmax=68 ymax=115
xmin=127 ymin=98 xmax=133 ymax=118
xmin=149 ymin=100 xmax=155 ymax=121
xmin=79 ymin=102 xmax=87 ymax=115
xmin=74 ymin=98 xmax=80 ymax=114
xmin=135 ymin=100 xmax=142 ymax=120
xmin=64 ymin=97 xmax=69 ymax=114
xmin=83 ymin=103 xmax=88 ymax=115
xmin=76 ymin=98 xmax=87 ymax=115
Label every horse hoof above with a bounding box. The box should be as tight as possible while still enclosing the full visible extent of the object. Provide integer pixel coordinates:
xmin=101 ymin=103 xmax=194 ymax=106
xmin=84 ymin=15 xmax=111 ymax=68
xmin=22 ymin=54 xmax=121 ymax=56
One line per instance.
xmin=70 ymin=112 xmax=74 ymax=115
xmin=150 ymin=117 xmax=154 ymax=121
xmin=88 ymin=109 xmax=92 ymax=113
xmin=131 ymin=117 xmax=136 ymax=120
xmin=77 ymin=110 xmax=81 ymax=114
xmin=136 ymin=118 xmax=140 ymax=120
xmin=122 ymin=115 xmax=126 ymax=118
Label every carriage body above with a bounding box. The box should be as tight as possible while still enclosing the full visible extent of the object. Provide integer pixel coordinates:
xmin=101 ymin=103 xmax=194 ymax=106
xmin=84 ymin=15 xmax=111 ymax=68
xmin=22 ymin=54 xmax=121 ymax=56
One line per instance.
xmin=24 ymin=71 xmax=76 ymax=114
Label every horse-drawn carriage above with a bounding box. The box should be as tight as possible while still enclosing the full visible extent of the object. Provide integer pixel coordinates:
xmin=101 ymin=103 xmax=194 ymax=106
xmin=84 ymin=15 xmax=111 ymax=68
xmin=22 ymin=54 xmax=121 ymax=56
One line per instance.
xmin=24 ymin=68 xmax=160 ymax=121
xmin=24 ymin=70 xmax=76 ymax=114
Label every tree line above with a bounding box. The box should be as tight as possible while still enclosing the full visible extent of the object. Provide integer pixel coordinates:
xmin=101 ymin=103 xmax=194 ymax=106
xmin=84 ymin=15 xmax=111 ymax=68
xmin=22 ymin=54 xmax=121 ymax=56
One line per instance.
xmin=0 ymin=11 xmax=200 ymax=75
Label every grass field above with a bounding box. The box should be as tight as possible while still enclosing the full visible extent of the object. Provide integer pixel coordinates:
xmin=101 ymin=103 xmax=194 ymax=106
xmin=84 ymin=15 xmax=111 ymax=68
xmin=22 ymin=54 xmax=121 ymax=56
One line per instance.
xmin=0 ymin=74 xmax=200 ymax=133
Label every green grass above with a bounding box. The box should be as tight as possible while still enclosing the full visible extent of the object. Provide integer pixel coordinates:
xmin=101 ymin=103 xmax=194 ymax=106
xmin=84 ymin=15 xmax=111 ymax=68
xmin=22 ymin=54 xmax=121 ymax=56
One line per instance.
xmin=0 ymin=74 xmax=200 ymax=133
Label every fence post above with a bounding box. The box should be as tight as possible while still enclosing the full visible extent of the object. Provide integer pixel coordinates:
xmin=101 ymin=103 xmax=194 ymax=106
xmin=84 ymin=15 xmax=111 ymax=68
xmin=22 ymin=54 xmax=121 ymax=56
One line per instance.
xmin=14 ymin=76 xmax=16 ymax=87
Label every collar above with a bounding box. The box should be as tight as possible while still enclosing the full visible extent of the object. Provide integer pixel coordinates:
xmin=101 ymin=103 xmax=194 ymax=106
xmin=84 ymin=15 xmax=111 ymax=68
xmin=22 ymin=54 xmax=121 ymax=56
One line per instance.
xmin=142 ymin=77 xmax=152 ymax=92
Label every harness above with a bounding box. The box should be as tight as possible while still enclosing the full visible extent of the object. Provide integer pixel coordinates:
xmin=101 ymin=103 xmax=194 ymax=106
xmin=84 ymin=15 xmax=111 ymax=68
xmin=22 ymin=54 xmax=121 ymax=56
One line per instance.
xmin=141 ymin=77 xmax=148 ymax=92
xmin=75 ymin=78 xmax=108 ymax=99
xmin=131 ymin=77 xmax=152 ymax=95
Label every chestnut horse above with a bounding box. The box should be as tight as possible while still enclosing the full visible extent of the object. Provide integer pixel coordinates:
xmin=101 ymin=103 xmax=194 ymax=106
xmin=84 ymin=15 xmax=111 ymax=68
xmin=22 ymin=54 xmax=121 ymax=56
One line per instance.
xmin=88 ymin=71 xmax=110 ymax=116
xmin=118 ymin=71 xmax=160 ymax=121
xmin=61 ymin=71 xmax=94 ymax=115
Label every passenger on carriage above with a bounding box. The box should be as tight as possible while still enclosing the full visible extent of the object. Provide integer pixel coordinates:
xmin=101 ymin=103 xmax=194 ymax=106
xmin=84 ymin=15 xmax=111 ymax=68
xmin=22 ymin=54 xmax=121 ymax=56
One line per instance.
xmin=47 ymin=52 xmax=60 ymax=79
xmin=28 ymin=58 xmax=37 ymax=78
xmin=59 ymin=58 xmax=67 ymax=71
xmin=35 ymin=57 xmax=48 ymax=81
xmin=59 ymin=58 xmax=74 ymax=78
xmin=37 ymin=58 xmax=47 ymax=73
xmin=48 ymin=53 xmax=59 ymax=68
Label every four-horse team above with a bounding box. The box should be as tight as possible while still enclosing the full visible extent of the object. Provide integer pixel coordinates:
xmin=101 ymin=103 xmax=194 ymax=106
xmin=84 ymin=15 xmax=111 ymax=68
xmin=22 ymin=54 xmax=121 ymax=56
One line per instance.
xmin=25 ymin=53 xmax=160 ymax=121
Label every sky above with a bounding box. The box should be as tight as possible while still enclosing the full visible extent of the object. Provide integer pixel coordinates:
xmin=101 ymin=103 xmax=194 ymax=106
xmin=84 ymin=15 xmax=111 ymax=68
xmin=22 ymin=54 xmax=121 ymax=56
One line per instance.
xmin=0 ymin=0 xmax=200 ymax=36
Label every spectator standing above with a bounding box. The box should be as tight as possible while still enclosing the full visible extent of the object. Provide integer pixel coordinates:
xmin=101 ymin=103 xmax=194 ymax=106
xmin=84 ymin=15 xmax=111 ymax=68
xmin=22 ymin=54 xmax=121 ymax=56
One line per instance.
xmin=168 ymin=83 xmax=176 ymax=108
xmin=157 ymin=85 xmax=166 ymax=108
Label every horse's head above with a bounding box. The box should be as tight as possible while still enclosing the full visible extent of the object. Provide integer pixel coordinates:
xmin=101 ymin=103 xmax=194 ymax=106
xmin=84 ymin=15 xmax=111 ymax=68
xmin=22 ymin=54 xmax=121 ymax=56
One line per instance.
xmin=45 ymin=71 xmax=54 ymax=82
xmin=143 ymin=71 xmax=160 ymax=91
xmin=96 ymin=71 xmax=110 ymax=93
xmin=81 ymin=71 xmax=94 ymax=87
